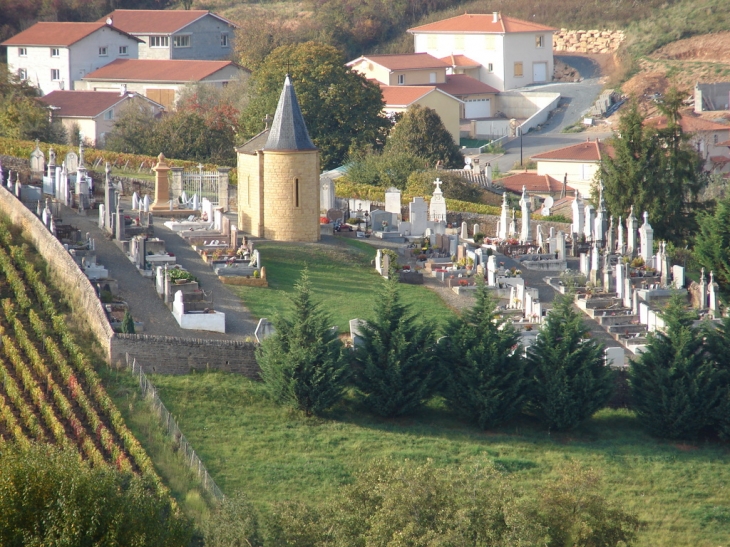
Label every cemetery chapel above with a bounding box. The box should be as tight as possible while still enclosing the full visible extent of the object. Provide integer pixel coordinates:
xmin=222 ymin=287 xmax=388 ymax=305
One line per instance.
xmin=236 ymin=76 xmax=320 ymax=242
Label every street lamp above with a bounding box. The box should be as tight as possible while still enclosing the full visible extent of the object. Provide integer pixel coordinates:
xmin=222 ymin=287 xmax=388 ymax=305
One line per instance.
xmin=519 ymin=126 xmax=523 ymax=167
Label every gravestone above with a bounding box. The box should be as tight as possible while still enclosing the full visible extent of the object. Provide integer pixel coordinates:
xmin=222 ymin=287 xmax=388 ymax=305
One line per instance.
xmin=132 ymin=192 xmax=139 ymax=210
xmin=498 ymin=192 xmax=509 ymax=240
xmin=508 ymin=210 xmax=517 ymax=239
xmin=30 ymin=141 xmax=45 ymax=175
xmin=349 ymin=319 xmax=367 ymax=347
xmin=429 ymin=178 xmax=447 ymax=222
xmin=98 ymin=204 xmax=105 ymax=229
xmin=615 ymin=260 xmax=624 ymax=299
xmin=385 ymin=187 xmax=401 ymax=215
xmin=671 ymin=265 xmax=685 ymax=289
xmin=320 ymin=177 xmax=335 ymax=211
xmin=570 ymin=192 xmax=585 ymax=239
xmin=255 ymin=318 xmax=275 ymax=342
xmin=65 ymin=151 xmax=78 ymax=174
xmin=408 ymin=197 xmax=428 ymax=236
xmin=473 ymin=223 xmax=480 ymax=237
xmin=626 ymin=207 xmax=637 ymax=255
xmin=519 ymin=186 xmax=532 ymax=243
xmin=616 ymin=216 xmax=624 ymax=254
xmin=584 ymin=204 xmax=595 ymax=240
xmin=555 ymin=231 xmax=566 ymax=260
xmin=709 ymin=271 xmax=719 ymax=315
xmin=605 ymin=347 xmax=624 ymax=367
xmin=579 ymin=253 xmax=589 ymax=276
xmin=639 ymin=211 xmax=653 ymax=264
xmin=606 ymin=216 xmax=615 ymax=251
xmin=460 ymin=221 xmax=468 ymax=240
xmin=115 ymin=204 xmax=125 ymax=241
xmin=487 ymin=254 xmax=497 ymax=286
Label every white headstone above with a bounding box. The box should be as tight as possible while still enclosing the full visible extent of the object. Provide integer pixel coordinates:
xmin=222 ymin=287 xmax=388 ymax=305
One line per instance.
xmin=573 ymin=193 xmax=586 ymax=235
xmin=320 ymin=177 xmax=335 ymax=211
xmin=615 ymin=261 xmax=624 ymax=299
xmin=555 ymin=231 xmax=566 ymax=260
xmin=616 ymin=216 xmax=624 ymax=254
xmin=409 ymin=197 xmax=428 ymax=236
xmin=460 ymin=221 xmax=469 ymax=239
xmin=142 ymin=194 xmax=150 ymax=213
xmin=132 ymin=192 xmax=139 ymax=210
xmin=499 ymin=192 xmax=509 ymax=240
xmin=255 ymin=318 xmax=275 ymax=342
xmin=639 ymin=211 xmax=653 ymax=264
xmin=584 ymin=204 xmax=595 ymax=240
xmin=626 ymin=206 xmax=637 ymax=255
xmin=519 ymin=185 xmax=532 ymax=243
xmin=429 ymin=178 xmax=447 ymax=222
xmin=385 ymin=187 xmax=401 ymax=215
xmin=671 ymin=265 xmax=685 ymax=289
xmin=605 ymin=347 xmax=625 ymax=367
xmin=65 ymin=151 xmax=78 ymax=174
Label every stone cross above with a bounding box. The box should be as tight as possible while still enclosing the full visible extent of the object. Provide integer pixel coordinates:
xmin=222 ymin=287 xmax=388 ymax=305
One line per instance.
xmin=617 ymin=216 xmax=624 ymax=254
xmin=639 ymin=211 xmax=653 ymax=264
xmin=571 ymin=191 xmax=584 ymax=237
xmin=626 ymin=206 xmax=637 ymax=255
xmin=519 ymin=185 xmax=532 ymax=243
xmin=498 ymin=192 xmax=509 ymax=240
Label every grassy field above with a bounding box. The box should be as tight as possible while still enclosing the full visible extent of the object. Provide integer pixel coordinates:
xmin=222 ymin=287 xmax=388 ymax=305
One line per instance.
xmin=148 ymin=371 xmax=730 ymax=547
xmin=235 ymin=238 xmax=455 ymax=333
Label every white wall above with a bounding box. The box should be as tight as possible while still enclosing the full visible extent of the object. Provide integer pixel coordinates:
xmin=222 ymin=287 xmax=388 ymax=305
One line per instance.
xmin=7 ymin=45 xmax=71 ymax=95
xmin=502 ymin=32 xmax=553 ymax=90
xmin=536 ymin=160 xmax=598 ymax=197
xmin=70 ymin=28 xmax=140 ymax=88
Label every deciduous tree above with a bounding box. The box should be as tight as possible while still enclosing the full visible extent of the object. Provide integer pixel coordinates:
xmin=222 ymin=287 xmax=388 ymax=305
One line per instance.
xmin=238 ymin=42 xmax=389 ymax=170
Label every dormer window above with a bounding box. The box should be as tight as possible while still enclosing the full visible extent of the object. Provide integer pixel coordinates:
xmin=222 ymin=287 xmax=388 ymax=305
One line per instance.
xmin=398 ymin=74 xmax=405 ymax=85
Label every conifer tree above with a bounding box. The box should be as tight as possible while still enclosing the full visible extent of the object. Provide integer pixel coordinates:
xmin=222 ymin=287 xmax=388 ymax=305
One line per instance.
xmin=256 ymin=268 xmax=348 ymax=416
xmin=121 ymin=310 xmax=135 ymax=334
xmin=702 ymin=316 xmax=730 ymax=440
xmin=439 ymin=282 xmax=528 ymax=429
xmin=526 ymin=294 xmax=613 ymax=431
xmin=631 ymin=295 xmax=724 ymax=439
xmin=353 ymin=277 xmax=437 ymax=417
xmin=695 ymin=195 xmax=730 ymax=297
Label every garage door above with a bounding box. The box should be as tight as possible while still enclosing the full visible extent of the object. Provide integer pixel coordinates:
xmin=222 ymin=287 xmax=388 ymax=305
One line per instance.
xmin=146 ymin=88 xmax=176 ymax=109
xmin=464 ymin=98 xmax=491 ymax=119
xmin=533 ymin=62 xmax=548 ymax=82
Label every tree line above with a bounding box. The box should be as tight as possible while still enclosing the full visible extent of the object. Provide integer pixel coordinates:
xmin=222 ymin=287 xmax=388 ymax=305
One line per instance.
xmin=259 ymin=270 xmax=730 ymax=440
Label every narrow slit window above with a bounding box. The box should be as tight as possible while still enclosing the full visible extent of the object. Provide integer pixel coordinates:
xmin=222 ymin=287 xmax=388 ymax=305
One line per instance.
xmin=295 ymin=178 xmax=300 ymax=208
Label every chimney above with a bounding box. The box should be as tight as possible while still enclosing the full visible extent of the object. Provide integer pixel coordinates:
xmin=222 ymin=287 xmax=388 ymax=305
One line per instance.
xmin=493 ymin=11 xmax=499 ymax=23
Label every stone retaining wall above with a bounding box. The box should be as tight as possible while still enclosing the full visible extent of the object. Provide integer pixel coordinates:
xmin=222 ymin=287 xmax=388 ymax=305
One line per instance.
xmin=110 ymin=334 xmax=260 ymax=377
xmin=446 ymin=212 xmax=572 ymax=236
xmin=0 ymin=184 xmax=116 ymax=348
xmin=553 ymin=29 xmax=625 ymax=53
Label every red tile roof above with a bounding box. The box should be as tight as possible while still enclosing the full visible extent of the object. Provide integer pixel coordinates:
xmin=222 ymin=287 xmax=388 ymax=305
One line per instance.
xmin=38 ymin=90 xmax=162 ymax=118
xmin=1 ymin=22 xmax=139 ymax=47
xmin=440 ymin=54 xmax=481 ymax=67
xmin=380 ymin=85 xmax=437 ymax=106
xmin=710 ymin=155 xmax=730 ymax=165
xmin=435 ymin=74 xmax=498 ymax=95
xmin=348 ymin=53 xmax=449 ymax=71
xmin=498 ymin=172 xmax=572 ymax=194
xmin=645 ymin=115 xmax=730 ymax=133
xmin=409 ymin=13 xmax=556 ymax=34
xmin=717 ymin=139 xmax=730 ymax=147
xmin=531 ymin=140 xmax=608 ymax=162
xmin=83 ymin=59 xmax=245 ymax=82
xmin=101 ymin=9 xmax=235 ymax=34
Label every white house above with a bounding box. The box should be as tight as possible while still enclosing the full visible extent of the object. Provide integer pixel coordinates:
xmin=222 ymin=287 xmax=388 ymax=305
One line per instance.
xmin=531 ymin=139 xmax=610 ymax=197
xmin=1 ymin=22 xmax=141 ymax=95
xmin=408 ymin=12 xmax=556 ymax=91
xmin=77 ymin=59 xmax=249 ymax=109
xmin=38 ymin=90 xmax=164 ymax=146
xmin=101 ymin=9 xmax=237 ymax=61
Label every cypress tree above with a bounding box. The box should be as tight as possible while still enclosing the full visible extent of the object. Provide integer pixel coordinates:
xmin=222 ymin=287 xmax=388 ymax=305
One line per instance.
xmin=256 ymin=268 xmax=348 ymax=416
xmin=353 ymin=277 xmax=436 ymax=417
xmin=695 ymin=195 xmax=730 ymax=297
xmin=121 ymin=310 xmax=135 ymax=334
xmin=631 ymin=295 xmax=724 ymax=439
xmin=439 ymin=282 xmax=528 ymax=429
xmin=703 ymin=316 xmax=730 ymax=440
xmin=526 ymin=294 xmax=613 ymax=431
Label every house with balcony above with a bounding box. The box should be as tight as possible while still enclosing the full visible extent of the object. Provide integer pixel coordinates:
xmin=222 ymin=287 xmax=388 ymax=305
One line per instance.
xmin=101 ymin=9 xmax=237 ymax=61
xmin=408 ymin=12 xmax=556 ymax=91
xmin=1 ymin=22 xmax=140 ymax=95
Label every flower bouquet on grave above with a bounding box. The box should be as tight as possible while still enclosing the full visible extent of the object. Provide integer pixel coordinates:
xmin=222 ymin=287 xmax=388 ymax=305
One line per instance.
xmin=458 ymin=279 xmax=469 ymax=286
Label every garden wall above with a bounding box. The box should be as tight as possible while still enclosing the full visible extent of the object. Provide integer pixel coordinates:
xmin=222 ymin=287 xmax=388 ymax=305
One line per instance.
xmin=110 ymin=334 xmax=260 ymax=377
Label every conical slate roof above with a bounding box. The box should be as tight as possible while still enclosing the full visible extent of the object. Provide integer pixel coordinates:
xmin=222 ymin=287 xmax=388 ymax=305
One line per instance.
xmin=264 ymin=75 xmax=316 ymax=151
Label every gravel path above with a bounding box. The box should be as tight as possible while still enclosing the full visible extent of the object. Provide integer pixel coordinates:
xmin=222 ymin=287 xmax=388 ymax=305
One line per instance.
xmin=67 ymin=205 xmax=256 ymax=340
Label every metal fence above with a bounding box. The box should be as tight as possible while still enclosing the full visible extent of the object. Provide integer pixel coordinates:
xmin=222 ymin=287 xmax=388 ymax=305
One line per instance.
xmin=125 ymin=354 xmax=224 ymax=501
xmin=181 ymin=168 xmax=222 ymax=206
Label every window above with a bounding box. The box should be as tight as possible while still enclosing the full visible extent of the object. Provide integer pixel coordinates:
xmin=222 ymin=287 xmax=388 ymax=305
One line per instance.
xmin=104 ymin=109 xmax=114 ymax=120
xmin=535 ymin=35 xmax=544 ymax=48
xmin=221 ymin=33 xmax=229 ymax=47
xmin=397 ymin=74 xmax=405 ymax=85
xmin=18 ymin=47 xmax=27 ymax=57
xmin=487 ymin=62 xmax=494 ymax=73
xmin=99 ymin=46 xmax=108 ymax=56
xmin=18 ymin=68 xmax=27 ymax=80
xmin=514 ymin=62 xmax=523 ymax=78
xmin=51 ymin=69 xmax=60 ymax=81
xmin=51 ymin=48 xmax=60 ymax=57
xmin=173 ymin=35 xmax=190 ymax=48
xmin=294 ymin=178 xmax=300 ymax=208
xmin=714 ymin=134 xmax=719 ymax=145
xmin=149 ymin=36 xmax=169 ymax=48
xmin=119 ymin=45 xmax=128 ymax=55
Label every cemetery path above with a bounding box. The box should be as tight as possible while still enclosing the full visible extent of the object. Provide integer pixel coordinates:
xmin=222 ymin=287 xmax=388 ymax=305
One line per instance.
xmin=70 ymin=207 xmax=256 ymax=340
xmin=154 ymin=225 xmax=258 ymax=339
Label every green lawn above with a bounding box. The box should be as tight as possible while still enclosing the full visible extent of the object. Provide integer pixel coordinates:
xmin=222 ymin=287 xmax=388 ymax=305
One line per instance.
xmin=149 ymin=371 xmax=730 ymax=547
xmin=235 ymin=238 xmax=455 ymax=332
